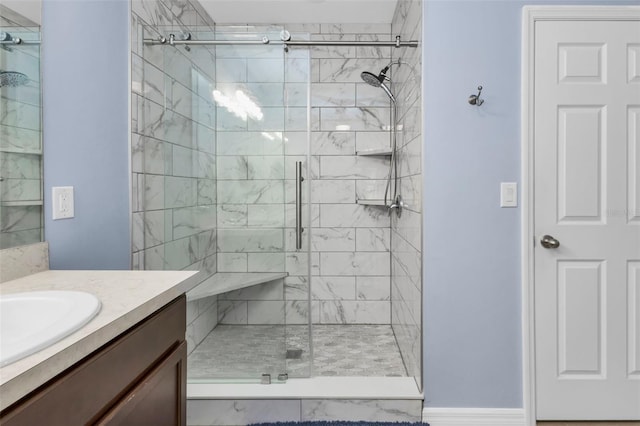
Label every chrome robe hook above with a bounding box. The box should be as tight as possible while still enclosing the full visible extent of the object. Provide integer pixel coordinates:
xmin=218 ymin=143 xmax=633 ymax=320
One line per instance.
xmin=468 ymin=85 xmax=484 ymax=106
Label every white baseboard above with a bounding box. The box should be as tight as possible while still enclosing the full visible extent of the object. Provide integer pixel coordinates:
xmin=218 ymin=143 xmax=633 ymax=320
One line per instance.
xmin=422 ymin=408 xmax=526 ymax=426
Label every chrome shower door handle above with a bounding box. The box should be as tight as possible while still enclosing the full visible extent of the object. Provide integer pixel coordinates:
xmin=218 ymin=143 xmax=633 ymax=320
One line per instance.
xmin=295 ymin=161 xmax=304 ymax=250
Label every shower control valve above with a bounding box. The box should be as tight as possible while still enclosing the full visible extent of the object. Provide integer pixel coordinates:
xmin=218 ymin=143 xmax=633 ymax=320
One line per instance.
xmin=388 ymin=195 xmax=404 ymax=218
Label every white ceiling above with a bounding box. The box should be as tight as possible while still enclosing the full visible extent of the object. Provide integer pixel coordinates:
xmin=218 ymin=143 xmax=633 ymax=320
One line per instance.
xmin=198 ymin=0 xmax=399 ymax=24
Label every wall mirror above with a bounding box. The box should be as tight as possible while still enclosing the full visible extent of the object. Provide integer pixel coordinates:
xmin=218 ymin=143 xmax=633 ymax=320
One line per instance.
xmin=0 ymin=1 xmax=42 ymax=249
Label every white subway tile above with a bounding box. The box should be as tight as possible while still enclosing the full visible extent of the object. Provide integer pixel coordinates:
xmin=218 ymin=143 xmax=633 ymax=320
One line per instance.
xmin=218 ymin=300 xmax=248 ymax=324
xmin=301 ymin=399 xmax=420 ymax=422
xmin=320 ymin=204 xmax=389 ymax=228
xmin=320 ymin=252 xmax=390 ymax=276
xmin=311 ymin=83 xmax=356 ymax=107
xmin=248 ymin=300 xmax=285 ymax=324
xmin=311 ymin=131 xmax=355 ymax=155
xmin=247 ymin=156 xmax=285 ymax=180
xmin=311 ymin=228 xmax=356 ymax=252
xmin=217 ymin=252 xmax=248 ymax=272
xmin=318 ymin=301 xmax=390 ymax=324
xmin=217 ymin=156 xmax=248 ymax=180
xmin=285 ymin=300 xmax=310 ymax=324
xmin=217 ymin=180 xmax=284 ymax=204
xmin=217 ymin=228 xmax=284 ymax=252
xmin=356 ymin=276 xmax=390 ymax=301
xmin=312 ymin=276 xmax=356 ymax=300
xmin=355 ymin=228 xmax=390 ymax=252
xmin=188 ymin=400 xmax=300 ymax=425
xmin=311 ymin=180 xmax=355 ymax=204
xmin=248 ymin=252 xmax=286 ymax=272
xmin=247 ymin=58 xmax=285 ymax=82
xmin=320 ymin=107 xmax=389 ymax=132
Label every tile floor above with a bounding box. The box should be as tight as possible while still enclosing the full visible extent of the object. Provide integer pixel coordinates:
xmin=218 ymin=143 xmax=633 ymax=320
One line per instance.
xmin=188 ymin=325 xmax=407 ymax=381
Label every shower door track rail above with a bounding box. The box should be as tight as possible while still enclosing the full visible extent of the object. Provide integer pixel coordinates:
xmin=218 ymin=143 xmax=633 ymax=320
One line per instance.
xmin=143 ymin=35 xmax=419 ymax=48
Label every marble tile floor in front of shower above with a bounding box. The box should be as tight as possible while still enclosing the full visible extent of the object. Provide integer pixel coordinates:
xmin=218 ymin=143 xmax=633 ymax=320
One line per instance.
xmin=187 ymin=325 xmax=407 ymax=380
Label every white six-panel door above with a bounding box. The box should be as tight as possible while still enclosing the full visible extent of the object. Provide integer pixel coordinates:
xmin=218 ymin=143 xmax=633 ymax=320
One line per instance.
xmin=534 ymin=18 xmax=640 ymax=420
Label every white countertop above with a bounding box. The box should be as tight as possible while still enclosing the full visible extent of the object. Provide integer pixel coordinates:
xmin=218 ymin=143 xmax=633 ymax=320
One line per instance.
xmin=0 ymin=269 xmax=199 ymax=411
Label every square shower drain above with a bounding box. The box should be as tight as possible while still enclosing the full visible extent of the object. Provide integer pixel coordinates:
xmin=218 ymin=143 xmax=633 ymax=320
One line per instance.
xmin=286 ymin=349 xmax=303 ymax=359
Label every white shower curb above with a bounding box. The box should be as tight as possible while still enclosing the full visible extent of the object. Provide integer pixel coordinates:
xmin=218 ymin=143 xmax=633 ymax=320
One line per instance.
xmin=188 ymin=376 xmax=422 ymax=400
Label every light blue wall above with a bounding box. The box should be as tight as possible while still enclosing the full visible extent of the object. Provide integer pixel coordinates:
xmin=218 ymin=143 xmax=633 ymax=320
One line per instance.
xmin=42 ymin=0 xmax=130 ymax=270
xmin=37 ymin=0 xmax=639 ymax=407
xmin=422 ymin=0 xmax=637 ymax=409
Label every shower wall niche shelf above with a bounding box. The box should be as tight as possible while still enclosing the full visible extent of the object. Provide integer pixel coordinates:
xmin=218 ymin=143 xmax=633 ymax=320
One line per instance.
xmin=187 ymin=272 xmax=289 ymax=301
xmin=356 ymin=147 xmax=392 ymax=206
xmin=356 ymin=148 xmax=392 ymax=156
xmin=356 ymin=199 xmax=387 ymax=206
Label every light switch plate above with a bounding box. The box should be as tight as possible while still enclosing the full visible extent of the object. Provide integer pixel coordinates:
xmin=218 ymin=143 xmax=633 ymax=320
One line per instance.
xmin=52 ymin=186 xmax=74 ymax=220
xmin=500 ymin=182 xmax=517 ymax=208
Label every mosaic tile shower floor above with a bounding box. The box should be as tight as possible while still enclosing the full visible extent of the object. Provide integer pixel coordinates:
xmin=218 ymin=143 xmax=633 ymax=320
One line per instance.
xmin=187 ymin=325 xmax=407 ymax=380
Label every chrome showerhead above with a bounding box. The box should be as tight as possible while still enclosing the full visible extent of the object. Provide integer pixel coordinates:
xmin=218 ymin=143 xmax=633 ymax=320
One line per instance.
xmin=360 ymin=62 xmax=397 ymax=103
xmin=0 ymin=71 xmax=29 ymax=88
xmin=360 ymin=70 xmax=395 ymax=103
xmin=360 ymin=71 xmax=383 ymax=88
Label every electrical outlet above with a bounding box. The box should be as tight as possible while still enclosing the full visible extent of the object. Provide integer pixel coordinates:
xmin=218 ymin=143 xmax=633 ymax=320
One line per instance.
xmin=52 ymin=186 xmax=74 ymax=220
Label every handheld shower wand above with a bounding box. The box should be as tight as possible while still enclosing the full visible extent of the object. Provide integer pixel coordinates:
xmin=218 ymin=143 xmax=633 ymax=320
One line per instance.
xmin=360 ymin=60 xmax=402 ymax=216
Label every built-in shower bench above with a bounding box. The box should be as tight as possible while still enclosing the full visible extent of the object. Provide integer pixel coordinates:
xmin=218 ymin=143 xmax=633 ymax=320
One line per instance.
xmin=186 ymin=272 xmax=288 ymax=301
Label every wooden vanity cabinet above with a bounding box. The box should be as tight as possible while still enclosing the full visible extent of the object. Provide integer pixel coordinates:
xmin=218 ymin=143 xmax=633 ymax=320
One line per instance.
xmin=0 ymin=295 xmax=187 ymax=426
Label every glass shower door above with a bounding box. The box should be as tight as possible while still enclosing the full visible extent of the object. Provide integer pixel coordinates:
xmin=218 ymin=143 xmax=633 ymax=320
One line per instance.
xmin=213 ymin=36 xmax=291 ymax=382
xmin=156 ymin=28 xmax=311 ymax=383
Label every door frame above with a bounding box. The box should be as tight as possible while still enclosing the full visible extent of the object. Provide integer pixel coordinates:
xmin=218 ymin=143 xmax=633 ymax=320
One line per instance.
xmin=520 ymin=6 xmax=640 ymax=425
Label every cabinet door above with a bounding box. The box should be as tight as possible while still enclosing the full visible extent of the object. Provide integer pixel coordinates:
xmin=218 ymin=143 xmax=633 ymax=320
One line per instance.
xmin=97 ymin=341 xmax=187 ymax=426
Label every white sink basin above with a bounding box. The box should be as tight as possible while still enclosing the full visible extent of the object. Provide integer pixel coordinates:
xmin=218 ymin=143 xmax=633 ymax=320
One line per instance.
xmin=0 ymin=291 xmax=101 ymax=367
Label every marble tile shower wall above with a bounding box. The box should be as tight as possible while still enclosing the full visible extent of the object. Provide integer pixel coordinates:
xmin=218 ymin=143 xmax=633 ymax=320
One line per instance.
xmin=390 ymin=0 xmax=423 ymax=387
xmin=309 ymin=23 xmax=394 ymax=325
xmin=131 ymin=8 xmax=407 ymax=331
xmin=213 ymin=23 xmax=394 ymax=326
xmin=130 ymin=0 xmax=219 ymax=354
xmin=0 ymin=19 xmax=42 ymax=249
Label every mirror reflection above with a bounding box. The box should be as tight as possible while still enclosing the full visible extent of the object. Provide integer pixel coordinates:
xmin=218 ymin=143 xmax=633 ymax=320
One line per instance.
xmin=0 ymin=3 xmax=42 ymax=249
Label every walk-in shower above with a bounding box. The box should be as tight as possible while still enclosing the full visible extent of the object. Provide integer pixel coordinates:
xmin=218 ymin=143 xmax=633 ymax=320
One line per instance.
xmin=132 ymin=5 xmax=424 ymax=413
